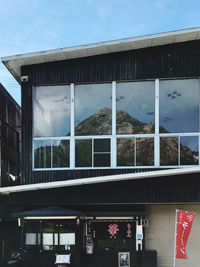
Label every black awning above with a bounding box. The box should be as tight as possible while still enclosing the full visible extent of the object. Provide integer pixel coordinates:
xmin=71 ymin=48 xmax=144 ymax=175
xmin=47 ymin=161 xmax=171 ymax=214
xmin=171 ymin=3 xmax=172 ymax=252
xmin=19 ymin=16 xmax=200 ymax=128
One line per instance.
xmin=13 ymin=206 xmax=86 ymax=218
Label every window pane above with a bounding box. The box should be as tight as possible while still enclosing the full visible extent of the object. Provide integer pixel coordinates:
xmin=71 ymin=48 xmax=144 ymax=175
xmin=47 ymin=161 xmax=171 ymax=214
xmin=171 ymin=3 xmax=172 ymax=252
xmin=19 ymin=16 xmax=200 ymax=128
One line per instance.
xmin=42 ymin=222 xmax=54 ymax=250
xmin=58 ymin=222 xmax=76 ymax=250
xmin=34 ymin=140 xmax=51 ymax=168
xmin=75 ymin=83 xmax=112 ymax=135
xmin=159 ymin=79 xmax=200 ymax=133
xmin=116 ymin=81 xmax=155 ymax=134
xmin=52 ymin=140 xmax=70 ymax=168
xmin=117 ymin=138 xmax=135 ymax=166
xmin=136 ymin=138 xmax=154 ymax=166
xmin=94 ymin=139 xmax=110 ymax=152
xmin=94 ymin=154 xmax=110 ymax=167
xmin=75 ymin=140 xmax=92 ymax=167
xmin=24 ymin=222 xmax=41 ymax=251
xmin=180 ymin=136 xmax=199 ymax=165
xmin=33 ymin=85 xmax=70 ymax=137
xmin=160 ymin=137 xmax=178 ymax=165
xmin=26 ymin=233 xmax=37 ymax=245
xmin=60 ymin=233 xmax=75 ymax=245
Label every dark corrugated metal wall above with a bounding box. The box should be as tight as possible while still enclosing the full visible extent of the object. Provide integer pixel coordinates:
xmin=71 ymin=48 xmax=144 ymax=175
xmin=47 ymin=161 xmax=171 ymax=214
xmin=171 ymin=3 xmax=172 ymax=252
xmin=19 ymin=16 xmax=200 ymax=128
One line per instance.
xmin=20 ymin=40 xmax=200 ymax=185
xmin=1 ymin=172 xmax=200 ymax=221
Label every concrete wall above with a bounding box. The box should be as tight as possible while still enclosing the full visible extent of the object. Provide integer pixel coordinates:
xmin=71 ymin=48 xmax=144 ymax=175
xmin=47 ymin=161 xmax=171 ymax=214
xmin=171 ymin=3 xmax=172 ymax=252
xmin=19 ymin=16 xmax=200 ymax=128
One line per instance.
xmin=145 ymin=204 xmax=200 ymax=267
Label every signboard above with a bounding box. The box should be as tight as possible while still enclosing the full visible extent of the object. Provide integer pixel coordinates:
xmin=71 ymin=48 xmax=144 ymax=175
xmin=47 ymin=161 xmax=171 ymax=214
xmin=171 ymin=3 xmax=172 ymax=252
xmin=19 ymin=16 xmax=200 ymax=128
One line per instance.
xmin=176 ymin=211 xmax=195 ymax=259
xmin=55 ymin=254 xmax=71 ymax=264
xmin=118 ymin=252 xmax=130 ymax=267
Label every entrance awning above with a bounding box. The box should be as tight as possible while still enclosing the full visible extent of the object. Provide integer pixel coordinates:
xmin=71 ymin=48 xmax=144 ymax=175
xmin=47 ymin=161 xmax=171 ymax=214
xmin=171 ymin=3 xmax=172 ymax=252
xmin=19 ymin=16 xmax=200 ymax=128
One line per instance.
xmin=13 ymin=206 xmax=86 ymax=219
xmin=87 ymin=211 xmax=146 ymax=218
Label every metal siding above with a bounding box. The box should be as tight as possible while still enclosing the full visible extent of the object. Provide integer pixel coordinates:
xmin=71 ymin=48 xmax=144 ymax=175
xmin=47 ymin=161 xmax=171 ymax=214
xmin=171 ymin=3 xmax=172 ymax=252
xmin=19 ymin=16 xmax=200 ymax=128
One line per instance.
xmin=1 ymin=173 xmax=200 ymax=221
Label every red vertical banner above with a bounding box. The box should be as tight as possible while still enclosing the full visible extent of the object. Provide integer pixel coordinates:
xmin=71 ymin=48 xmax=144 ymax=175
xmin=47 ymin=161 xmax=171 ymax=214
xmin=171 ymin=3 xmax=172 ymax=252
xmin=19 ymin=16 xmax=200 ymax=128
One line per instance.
xmin=176 ymin=211 xmax=195 ymax=259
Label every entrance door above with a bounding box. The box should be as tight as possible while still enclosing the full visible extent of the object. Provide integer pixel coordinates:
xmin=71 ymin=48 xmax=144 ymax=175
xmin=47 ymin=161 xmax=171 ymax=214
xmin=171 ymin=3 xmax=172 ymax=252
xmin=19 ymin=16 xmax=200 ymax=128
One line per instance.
xmin=92 ymin=221 xmax=136 ymax=267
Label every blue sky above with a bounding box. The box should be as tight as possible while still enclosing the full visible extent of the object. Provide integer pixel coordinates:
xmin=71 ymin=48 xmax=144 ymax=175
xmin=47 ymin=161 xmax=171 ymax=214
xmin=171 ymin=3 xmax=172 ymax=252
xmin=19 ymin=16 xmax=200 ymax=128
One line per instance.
xmin=0 ymin=0 xmax=200 ymax=105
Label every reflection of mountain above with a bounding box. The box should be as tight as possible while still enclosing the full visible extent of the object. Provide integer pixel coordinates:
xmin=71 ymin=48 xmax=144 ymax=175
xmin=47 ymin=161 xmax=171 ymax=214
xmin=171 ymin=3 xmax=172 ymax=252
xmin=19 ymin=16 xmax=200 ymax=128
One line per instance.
xmin=75 ymin=108 xmax=112 ymax=135
xmin=35 ymin=107 xmax=198 ymax=167
xmin=74 ymin=107 xmax=197 ymax=166
xmin=75 ymin=107 xmax=156 ymax=135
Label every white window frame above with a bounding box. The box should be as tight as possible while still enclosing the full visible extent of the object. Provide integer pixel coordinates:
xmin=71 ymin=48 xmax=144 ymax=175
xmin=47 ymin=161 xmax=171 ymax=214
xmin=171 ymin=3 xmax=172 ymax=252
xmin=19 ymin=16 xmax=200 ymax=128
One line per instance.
xmin=32 ymin=78 xmax=200 ymax=171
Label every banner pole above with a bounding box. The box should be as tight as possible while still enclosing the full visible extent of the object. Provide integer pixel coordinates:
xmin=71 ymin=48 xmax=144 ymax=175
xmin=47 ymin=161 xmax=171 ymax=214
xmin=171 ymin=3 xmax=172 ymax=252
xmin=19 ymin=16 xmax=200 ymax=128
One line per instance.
xmin=173 ymin=209 xmax=178 ymax=267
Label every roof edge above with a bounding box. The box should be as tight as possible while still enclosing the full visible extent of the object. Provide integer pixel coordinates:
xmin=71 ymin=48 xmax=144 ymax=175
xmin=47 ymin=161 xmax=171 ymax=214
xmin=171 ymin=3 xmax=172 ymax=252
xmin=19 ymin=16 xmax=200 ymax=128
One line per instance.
xmin=0 ymin=167 xmax=199 ymax=195
xmin=2 ymin=27 xmax=200 ymax=62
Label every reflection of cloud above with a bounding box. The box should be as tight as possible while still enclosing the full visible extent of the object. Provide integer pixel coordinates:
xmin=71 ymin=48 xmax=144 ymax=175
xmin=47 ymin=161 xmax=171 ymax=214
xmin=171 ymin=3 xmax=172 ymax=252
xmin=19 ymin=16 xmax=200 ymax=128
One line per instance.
xmin=34 ymin=86 xmax=70 ymax=136
xmin=160 ymin=79 xmax=199 ymax=132
xmin=75 ymin=84 xmax=112 ymax=125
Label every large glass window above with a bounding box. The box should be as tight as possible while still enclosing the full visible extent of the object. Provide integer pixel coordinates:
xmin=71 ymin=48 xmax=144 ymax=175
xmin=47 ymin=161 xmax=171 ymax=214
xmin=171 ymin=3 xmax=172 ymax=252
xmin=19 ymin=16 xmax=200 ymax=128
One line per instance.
xmin=116 ymin=81 xmax=155 ymax=134
xmin=75 ymin=83 xmax=112 ymax=135
xmin=33 ymin=79 xmax=200 ymax=170
xmin=159 ymin=79 xmax=200 ymax=133
xmin=33 ymin=85 xmax=70 ymax=137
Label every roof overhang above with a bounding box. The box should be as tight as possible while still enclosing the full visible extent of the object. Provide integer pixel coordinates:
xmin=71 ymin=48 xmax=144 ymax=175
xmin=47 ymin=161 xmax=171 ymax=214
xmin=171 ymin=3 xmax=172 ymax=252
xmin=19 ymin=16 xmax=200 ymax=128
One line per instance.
xmin=1 ymin=27 xmax=200 ymax=84
xmin=0 ymin=167 xmax=200 ymax=195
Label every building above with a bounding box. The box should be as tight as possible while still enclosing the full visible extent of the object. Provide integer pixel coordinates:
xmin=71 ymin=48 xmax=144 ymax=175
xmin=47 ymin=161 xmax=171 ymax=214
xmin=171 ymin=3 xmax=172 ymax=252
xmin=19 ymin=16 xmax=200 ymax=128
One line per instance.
xmin=0 ymin=83 xmax=21 ymax=265
xmin=1 ymin=27 xmax=200 ymax=267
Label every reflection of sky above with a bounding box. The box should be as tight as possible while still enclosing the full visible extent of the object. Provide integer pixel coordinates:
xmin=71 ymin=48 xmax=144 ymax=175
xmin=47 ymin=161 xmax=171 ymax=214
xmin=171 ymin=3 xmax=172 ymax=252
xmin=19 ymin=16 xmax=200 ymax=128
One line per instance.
xmin=116 ymin=81 xmax=155 ymax=124
xmin=75 ymin=84 xmax=112 ymax=126
xmin=34 ymin=86 xmax=70 ymax=137
xmin=160 ymin=79 xmax=200 ymax=133
xmin=180 ymin=136 xmax=198 ymax=152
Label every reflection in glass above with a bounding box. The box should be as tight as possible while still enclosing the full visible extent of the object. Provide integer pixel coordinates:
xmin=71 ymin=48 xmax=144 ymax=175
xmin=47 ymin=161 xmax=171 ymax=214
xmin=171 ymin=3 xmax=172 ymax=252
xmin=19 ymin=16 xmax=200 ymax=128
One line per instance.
xmin=136 ymin=138 xmax=154 ymax=166
xmin=34 ymin=140 xmax=51 ymax=168
xmin=52 ymin=140 xmax=70 ymax=168
xmin=116 ymin=81 xmax=155 ymax=134
xmin=117 ymin=138 xmax=135 ymax=166
xmin=159 ymin=79 xmax=200 ymax=133
xmin=94 ymin=139 xmax=110 ymax=152
xmin=93 ymin=139 xmax=111 ymax=167
xmin=180 ymin=136 xmax=199 ymax=165
xmin=94 ymin=154 xmax=110 ymax=167
xmin=160 ymin=137 xmax=178 ymax=165
xmin=75 ymin=83 xmax=112 ymax=135
xmin=33 ymin=86 xmax=70 ymax=137
xmin=75 ymin=140 xmax=92 ymax=167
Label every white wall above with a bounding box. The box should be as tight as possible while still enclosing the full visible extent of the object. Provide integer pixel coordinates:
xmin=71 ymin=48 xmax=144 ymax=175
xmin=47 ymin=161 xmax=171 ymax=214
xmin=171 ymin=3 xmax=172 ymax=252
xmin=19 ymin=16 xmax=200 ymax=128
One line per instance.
xmin=145 ymin=204 xmax=200 ymax=267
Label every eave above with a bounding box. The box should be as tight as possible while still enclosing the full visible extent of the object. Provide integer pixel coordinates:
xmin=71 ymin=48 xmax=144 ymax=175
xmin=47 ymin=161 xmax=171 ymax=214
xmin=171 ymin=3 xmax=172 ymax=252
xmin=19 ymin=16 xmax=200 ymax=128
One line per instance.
xmin=0 ymin=167 xmax=200 ymax=195
xmin=1 ymin=27 xmax=200 ymax=84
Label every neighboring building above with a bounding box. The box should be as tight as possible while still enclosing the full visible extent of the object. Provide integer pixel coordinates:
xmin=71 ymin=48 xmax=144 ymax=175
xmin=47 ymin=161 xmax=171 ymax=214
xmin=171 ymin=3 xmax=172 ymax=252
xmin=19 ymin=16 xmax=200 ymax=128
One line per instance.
xmin=1 ymin=27 xmax=200 ymax=267
xmin=0 ymin=83 xmax=20 ymax=187
xmin=0 ymin=83 xmax=21 ymax=265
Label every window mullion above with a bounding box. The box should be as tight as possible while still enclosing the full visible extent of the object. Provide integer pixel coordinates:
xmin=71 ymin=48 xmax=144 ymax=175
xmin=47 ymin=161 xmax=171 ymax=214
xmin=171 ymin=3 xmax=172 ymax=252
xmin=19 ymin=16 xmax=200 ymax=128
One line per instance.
xmin=70 ymin=83 xmax=75 ymax=169
xmin=155 ymin=79 xmax=160 ymax=167
xmin=112 ymin=81 xmax=116 ymax=167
